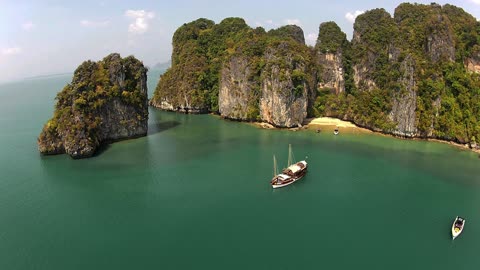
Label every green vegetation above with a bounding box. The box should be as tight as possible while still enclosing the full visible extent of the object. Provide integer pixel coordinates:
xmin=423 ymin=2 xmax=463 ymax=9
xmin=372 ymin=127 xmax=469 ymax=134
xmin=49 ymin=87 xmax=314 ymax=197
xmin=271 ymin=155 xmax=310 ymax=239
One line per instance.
xmin=152 ymin=18 xmax=312 ymax=118
xmin=314 ymin=19 xmax=396 ymax=130
xmin=153 ymin=18 xmax=251 ymax=112
xmin=38 ymin=53 xmax=148 ymax=157
xmin=312 ymin=3 xmax=480 ymax=143
xmin=154 ymin=3 xmax=480 ymax=144
xmin=316 ymin=22 xmax=347 ymax=53
xmin=393 ymin=3 xmax=480 ymax=142
xmin=352 ymin=8 xmax=400 ymax=90
xmin=268 ymin=25 xmax=305 ymax=45
xmin=322 ymin=21 xmax=356 ymax=94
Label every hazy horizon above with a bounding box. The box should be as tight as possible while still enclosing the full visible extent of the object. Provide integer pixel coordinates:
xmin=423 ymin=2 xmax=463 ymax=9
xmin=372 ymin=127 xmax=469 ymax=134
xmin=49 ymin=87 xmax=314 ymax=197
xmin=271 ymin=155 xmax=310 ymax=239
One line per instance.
xmin=2 ymin=0 xmax=480 ymax=82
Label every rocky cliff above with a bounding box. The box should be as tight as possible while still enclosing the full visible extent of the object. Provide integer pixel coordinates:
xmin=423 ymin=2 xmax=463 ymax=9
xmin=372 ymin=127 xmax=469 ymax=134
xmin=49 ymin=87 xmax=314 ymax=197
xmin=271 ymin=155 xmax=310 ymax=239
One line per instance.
xmin=153 ymin=19 xmax=313 ymax=127
xmin=38 ymin=53 xmax=148 ymax=158
xmin=219 ymin=55 xmax=258 ymax=121
xmin=351 ymin=8 xmax=396 ymax=92
xmin=151 ymin=2 xmax=480 ymax=147
xmin=464 ymin=46 xmax=480 ymax=73
xmin=318 ymin=3 xmax=480 ymax=146
xmin=150 ymin=18 xmax=249 ymax=114
xmin=259 ymin=42 xmax=310 ymax=127
xmin=317 ymin=53 xmax=344 ymax=94
xmin=388 ymin=55 xmax=417 ymax=137
xmin=316 ymin=22 xmax=347 ymax=94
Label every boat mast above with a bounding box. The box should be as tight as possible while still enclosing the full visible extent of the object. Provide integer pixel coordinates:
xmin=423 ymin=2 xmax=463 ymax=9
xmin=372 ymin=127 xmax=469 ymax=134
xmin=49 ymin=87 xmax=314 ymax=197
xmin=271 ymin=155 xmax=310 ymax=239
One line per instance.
xmin=288 ymin=144 xmax=293 ymax=166
xmin=273 ymin=155 xmax=278 ymax=177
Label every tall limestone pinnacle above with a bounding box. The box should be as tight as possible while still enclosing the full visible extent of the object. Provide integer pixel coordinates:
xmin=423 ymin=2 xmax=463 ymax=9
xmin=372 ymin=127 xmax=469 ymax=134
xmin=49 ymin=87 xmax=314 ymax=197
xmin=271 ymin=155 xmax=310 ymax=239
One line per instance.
xmin=316 ymin=21 xmax=348 ymax=95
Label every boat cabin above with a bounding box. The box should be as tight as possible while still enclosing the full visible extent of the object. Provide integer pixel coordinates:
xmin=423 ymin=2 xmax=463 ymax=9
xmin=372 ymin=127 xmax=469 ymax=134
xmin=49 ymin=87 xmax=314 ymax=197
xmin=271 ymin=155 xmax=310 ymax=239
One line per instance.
xmin=272 ymin=174 xmax=292 ymax=184
xmin=282 ymin=161 xmax=307 ymax=176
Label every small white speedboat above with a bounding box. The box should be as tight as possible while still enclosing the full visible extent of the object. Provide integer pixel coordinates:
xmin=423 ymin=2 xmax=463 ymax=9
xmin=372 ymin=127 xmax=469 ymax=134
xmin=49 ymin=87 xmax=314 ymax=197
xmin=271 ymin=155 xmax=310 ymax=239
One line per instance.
xmin=451 ymin=216 xmax=465 ymax=240
xmin=334 ymin=128 xmax=339 ymax=135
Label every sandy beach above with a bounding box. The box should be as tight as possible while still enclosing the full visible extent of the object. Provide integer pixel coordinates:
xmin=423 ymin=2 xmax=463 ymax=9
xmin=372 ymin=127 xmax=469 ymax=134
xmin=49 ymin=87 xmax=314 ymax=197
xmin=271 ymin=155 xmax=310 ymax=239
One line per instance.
xmin=253 ymin=117 xmax=370 ymax=133
xmin=252 ymin=116 xmax=479 ymax=154
xmin=305 ymin=117 xmax=479 ymax=154
xmin=304 ymin=117 xmax=358 ymax=128
xmin=303 ymin=117 xmax=372 ymax=134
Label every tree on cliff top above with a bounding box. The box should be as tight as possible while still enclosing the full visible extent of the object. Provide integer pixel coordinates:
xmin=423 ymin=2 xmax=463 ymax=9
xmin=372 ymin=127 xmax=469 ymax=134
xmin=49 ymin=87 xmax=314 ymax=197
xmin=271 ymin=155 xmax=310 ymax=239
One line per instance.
xmin=268 ymin=25 xmax=306 ymax=45
xmin=316 ymin=22 xmax=347 ymax=53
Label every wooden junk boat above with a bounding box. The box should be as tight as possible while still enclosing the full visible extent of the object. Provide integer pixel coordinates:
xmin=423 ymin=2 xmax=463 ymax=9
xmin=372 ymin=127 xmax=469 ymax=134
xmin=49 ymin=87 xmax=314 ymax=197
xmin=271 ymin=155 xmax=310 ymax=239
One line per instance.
xmin=451 ymin=216 xmax=465 ymax=240
xmin=270 ymin=144 xmax=308 ymax=189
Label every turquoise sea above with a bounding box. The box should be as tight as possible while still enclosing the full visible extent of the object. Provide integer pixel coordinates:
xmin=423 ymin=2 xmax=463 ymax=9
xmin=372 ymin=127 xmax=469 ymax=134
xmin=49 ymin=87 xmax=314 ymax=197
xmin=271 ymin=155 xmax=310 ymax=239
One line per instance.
xmin=1 ymin=71 xmax=480 ymax=269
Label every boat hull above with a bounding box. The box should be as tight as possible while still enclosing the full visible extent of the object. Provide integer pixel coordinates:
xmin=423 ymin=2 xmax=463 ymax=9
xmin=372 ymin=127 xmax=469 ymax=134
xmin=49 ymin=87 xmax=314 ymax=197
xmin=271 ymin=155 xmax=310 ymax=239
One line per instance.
xmin=269 ymin=147 xmax=308 ymax=189
xmin=452 ymin=228 xmax=463 ymax=239
xmin=272 ymin=174 xmax=305 ymax=189
xmin=451 ymin=216 xmax=465 ymax=240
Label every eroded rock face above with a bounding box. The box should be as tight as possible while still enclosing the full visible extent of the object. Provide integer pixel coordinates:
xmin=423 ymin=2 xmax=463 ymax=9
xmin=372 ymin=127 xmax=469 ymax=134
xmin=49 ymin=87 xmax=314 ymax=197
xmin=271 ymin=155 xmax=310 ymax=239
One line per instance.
xmin=219 ymin=56 xmax=258 ymax=121
xmin=353 ymin=62 xmax=377 ymax=91
xmin=218 ymin=42 xmax=311 ymax=127
xmin=348 ymin=4 xmax=461 ymax=137
xmin=315 ymin=21 xmax=347 ymax=94
xmin=351 ymin=8 xmax=395 ymax=92
xmin=148 ymin=49 xmax=209 ymax=114
xmin=151 ymin=4 xmax=480 ymax=144
xmin=150 ymin=18 xmax=250 ymax=114
xmin=426 ymin=14 xmax=455 ymax=63
xmin=151 ymin=17 xmax=313 ymax=124
xmin=260 ymin=44 xmax=308 ymax=128
xmin=38 ymin=53 xmax=148 ymax=159
xmin=317 ymin=52 xmax=344 ymax=94
xmin=465 ymin=56 xmax=480 ymax=73
xmin=389 ymin=55 xmax=417 ymax=137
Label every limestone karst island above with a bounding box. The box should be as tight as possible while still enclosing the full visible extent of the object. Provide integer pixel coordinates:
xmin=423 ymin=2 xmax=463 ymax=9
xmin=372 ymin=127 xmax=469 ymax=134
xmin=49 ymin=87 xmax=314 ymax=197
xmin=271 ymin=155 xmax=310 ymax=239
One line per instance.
xmin=151 ymin=3 xmax=480 ymax=148
xmin=4 ymin=1 xmax=480 ymax=270
xmin=38 ymin=3 xmax=480 ymax=159
xmin=38 ymin=53 xmax=148 ymax=158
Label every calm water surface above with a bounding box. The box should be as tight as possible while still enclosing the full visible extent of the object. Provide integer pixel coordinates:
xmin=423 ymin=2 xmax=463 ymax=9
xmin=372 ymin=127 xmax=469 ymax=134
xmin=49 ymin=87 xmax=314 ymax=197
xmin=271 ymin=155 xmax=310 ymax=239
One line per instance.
xmin=1 ymin=72 xmax=480 ymax=269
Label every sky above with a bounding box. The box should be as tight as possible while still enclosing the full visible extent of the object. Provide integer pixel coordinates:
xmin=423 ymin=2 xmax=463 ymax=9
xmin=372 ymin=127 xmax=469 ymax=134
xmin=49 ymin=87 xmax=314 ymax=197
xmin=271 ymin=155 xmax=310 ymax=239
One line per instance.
xmin=1 ymin=0 xmax=480 ymax=82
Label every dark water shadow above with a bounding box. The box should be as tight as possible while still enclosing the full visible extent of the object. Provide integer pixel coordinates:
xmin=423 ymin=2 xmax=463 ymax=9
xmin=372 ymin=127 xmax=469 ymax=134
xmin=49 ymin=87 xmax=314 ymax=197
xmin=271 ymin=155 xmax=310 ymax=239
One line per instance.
xmin=148 ymin=120 xmax=180 ymax=135
xmin=39 ymin=120 xmax=180 ymax=160
xmin=92 ymin=143 xmax=112 ymax=157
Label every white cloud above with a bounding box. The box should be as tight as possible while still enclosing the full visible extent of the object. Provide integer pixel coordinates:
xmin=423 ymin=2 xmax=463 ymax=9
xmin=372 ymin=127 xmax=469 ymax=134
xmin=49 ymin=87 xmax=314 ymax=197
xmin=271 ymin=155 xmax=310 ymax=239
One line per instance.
xmin=22 ymin=22 xmax=35 ymax=31
xmin=255 ymin=22 xmax=263 ymax=27
xmin=284 ymin=19 xmax=302 ymax=27
xmin=306 ymin=33 xmax=317 ymax=46
xmin=263 ymin=19 xmax=279 ymax=27
xmin=345 ymin=10 xmax=364 ymax=23
xmin=2 ymin=47 xmax=22 ymax=56
xmin=125 ymin=9 xmax=155 ymax=34
xmin=470 ymin=0 xmax=480 ymax=5
xmin=80 ymin=20 xmax=110 ymax=27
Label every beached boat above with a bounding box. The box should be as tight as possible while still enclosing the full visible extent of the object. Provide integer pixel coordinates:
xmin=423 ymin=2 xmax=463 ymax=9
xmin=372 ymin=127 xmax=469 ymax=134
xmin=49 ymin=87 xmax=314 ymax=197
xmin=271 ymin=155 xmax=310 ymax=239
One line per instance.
xmin=270 ymin=145 xmax=308 ymax=188
xmin=451 ymin=216 xmax=465 ymax=240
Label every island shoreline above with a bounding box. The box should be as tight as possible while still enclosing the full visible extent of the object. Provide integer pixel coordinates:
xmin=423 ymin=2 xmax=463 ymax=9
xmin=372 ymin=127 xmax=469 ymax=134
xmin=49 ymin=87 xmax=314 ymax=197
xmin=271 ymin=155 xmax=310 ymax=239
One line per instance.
xmin=253 ymin=116 xmax=480 ymax=155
